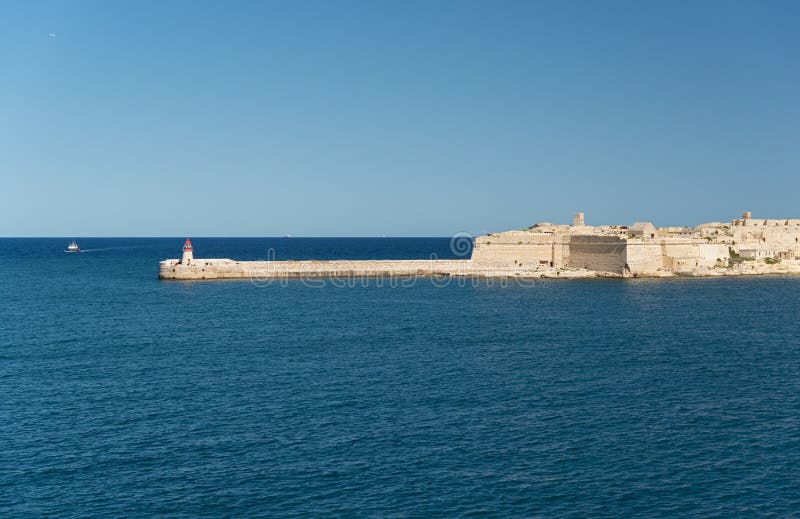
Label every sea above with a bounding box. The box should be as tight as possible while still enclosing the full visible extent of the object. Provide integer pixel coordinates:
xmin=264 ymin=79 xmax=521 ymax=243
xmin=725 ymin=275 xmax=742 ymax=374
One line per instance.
xmin=2 ymin=237 xmax=799 ymax=517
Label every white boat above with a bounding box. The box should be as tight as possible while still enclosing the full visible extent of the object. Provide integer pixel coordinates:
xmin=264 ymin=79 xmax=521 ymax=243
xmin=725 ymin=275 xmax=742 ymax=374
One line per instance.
xmin=65 ymin=240 xmax=80 ymax=253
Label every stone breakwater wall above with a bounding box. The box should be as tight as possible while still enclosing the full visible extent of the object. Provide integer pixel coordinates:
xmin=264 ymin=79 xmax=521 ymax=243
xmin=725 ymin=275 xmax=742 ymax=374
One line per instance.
xmin=160 ymin=259 xmax=470 ymax=280
xmin=158 ymin=258 xmax=615 ymax=280
xmin=158 ymin=257 xmax=800 ymax=280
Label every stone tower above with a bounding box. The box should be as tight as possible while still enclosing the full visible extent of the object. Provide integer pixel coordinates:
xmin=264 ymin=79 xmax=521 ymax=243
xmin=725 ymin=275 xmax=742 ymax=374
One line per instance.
xmin=573 ymin=212 xmax=585 ymax=226
xmin=182 ymin=238 xmax=193 ymax=264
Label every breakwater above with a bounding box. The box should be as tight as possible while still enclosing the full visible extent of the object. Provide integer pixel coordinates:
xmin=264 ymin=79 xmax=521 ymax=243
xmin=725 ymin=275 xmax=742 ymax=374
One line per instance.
xmin=157 ymin=258 xmax=608 ymax=280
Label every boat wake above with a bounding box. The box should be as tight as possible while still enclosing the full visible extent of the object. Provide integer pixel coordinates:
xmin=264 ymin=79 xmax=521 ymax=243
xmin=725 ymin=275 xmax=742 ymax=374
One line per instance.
xmin=79 ymin=245 xmax=149 ymax=253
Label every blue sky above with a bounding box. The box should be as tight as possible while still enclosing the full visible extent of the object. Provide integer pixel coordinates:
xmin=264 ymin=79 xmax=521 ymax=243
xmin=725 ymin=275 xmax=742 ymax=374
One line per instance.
xmin=1 ymin=1 xmax=798 ymax=236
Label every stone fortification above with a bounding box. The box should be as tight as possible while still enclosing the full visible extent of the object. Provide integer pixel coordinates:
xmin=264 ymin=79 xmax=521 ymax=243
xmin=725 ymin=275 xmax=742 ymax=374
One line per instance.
xmin=159 ymin=212 xmax=800 ymax=280
xmin=472 ymin=211 xmax=800 ymax=277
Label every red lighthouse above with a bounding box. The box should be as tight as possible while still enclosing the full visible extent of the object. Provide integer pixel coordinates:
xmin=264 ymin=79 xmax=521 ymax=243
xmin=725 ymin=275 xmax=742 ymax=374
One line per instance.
xmin=182 ymin=238 xmax=193 ymax=264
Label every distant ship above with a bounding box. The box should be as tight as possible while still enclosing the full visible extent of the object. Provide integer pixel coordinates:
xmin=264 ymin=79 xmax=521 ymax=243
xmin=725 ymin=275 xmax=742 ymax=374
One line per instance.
xmin=65 ymin=240 xmax=81 ymax=253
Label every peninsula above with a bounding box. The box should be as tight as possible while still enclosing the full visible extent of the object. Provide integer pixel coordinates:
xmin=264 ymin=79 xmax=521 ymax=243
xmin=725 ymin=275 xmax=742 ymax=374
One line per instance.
xmin=159 ymin=212 xmax=800 ymax=280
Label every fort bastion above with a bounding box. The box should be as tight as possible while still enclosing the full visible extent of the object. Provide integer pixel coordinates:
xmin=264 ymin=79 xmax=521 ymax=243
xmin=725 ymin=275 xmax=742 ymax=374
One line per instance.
xmin=472 ymin=211 xmax=800 ymax=276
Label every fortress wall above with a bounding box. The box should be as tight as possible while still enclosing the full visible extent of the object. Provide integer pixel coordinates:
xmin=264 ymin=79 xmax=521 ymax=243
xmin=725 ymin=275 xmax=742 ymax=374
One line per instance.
xmin=625 ymin=242 xmax=664 ymax=274
xmin=759 ymin=230 xmax=800 ymax=247
xmin=471 ymin=232 xmax=564 ymax=267
xmin=739 ymin=219 xmax=800 ymax=227
xmin=623 ymin=240 xmax=726 ymax=275
xmin=697 ymin=244 xmax=730 ymax=265
xmin=556 ymin=242 xmax=569 ymax=267
xmin=566 ymin=235 xmax=627 ymax=273
xmin=661 ymin=242 xmax=701 ymax=260
xmin=662 ymin=243 xmax=698 ymax=271
xmin=732 ymin=227 xmax=800 ymax=249
xmin=470 ymin=242 xmax=555 ymax=267
xmin=657 ymin=242 xmax=728 ymax=270
xmin=476 ymin=230 xmax=541 ymax=243
xmin=473 ymin=231 xmax=562 ymax=245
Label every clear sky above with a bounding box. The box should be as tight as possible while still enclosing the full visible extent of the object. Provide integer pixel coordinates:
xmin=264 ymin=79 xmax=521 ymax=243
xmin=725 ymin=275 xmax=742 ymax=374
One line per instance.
xmin=2 ymin=1 xmax=798 ymax=236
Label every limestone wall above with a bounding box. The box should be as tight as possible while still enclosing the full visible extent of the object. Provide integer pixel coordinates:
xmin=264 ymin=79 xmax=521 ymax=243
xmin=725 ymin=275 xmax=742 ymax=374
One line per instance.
xmin=159 ymin=259 xmax=473 ymax=280
xmin=566 ymin=235 xmax=627 ymax=273
xmin=471 ymin=231 xmax=566 ymax=268
xmin=736 ymin=219 xmax=800 ymax=227
xmin=697 ymin=244 xmax=730 ymax=265
xmin=470 ymin=222 xmax=797 ymax=275
xmin=733 ymin=227 xmax=800 ymax=249
xmin=625 ymin=242 xmax=664 ymax=274
xmin=470 ymin=242 xmax=554 ymax=267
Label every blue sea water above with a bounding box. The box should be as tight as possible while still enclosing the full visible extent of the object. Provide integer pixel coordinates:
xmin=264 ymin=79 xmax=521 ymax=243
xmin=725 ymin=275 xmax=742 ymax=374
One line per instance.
xmin=2 ymin=238 xmax=800 ymax=517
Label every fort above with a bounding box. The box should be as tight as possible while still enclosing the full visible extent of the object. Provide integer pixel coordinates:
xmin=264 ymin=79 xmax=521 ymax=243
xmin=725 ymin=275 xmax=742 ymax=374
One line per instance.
xmin=158 ymin=212 xmax=800 ymax=280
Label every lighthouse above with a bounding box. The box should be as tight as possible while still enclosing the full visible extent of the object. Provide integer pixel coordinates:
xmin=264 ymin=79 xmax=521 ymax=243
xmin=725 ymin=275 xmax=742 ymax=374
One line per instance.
xmin=181 ymin=238 xmax=193 ymax=264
